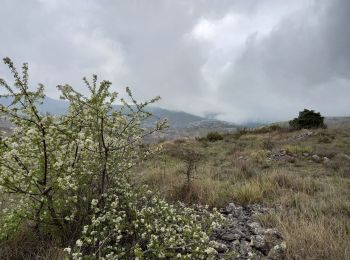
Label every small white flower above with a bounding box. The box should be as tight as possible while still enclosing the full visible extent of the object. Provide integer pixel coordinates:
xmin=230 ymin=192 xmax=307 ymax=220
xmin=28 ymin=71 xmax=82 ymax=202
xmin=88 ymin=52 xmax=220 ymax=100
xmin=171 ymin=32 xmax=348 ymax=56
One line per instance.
xmin=76 ymin=239 xmax=83 ymax=247
xmin=91 ymin=199 xmax=98 ymax=206
xmin=63 ymin=247 xmax=71 ymax=254
xmin=205 ymin=247 xmax=216 ymax=255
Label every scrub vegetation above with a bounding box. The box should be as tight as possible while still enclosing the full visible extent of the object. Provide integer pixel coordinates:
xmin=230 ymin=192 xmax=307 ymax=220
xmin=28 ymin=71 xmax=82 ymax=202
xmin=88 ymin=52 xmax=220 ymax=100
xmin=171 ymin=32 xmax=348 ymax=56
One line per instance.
xmin=0 ymin=59 xmax=222 ymax=259
xmin=134 ymin=126 xmax=350 ymax=259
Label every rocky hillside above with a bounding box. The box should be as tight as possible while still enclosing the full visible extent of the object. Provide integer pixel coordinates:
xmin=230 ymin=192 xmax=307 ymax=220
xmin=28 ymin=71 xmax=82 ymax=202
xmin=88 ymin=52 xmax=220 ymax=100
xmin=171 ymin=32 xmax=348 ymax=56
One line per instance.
xmin=133 ymin=125 xmax=350 ymax=259
xmin=211 ymin=203 xmax=285 ymax=259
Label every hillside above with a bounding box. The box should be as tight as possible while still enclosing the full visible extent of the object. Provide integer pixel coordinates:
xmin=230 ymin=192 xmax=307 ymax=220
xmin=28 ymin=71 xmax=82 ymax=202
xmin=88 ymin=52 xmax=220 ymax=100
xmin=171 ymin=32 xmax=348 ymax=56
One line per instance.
xmin=0 ymin=97 xmax=237 ymax=133
xmin=133 ymin=125 xmax=350 ymax=259
xmin=325 ymin=116 xmax=350 ymax=127
xmin=3 ymin=97 xmax=350 ymax=139
xmin=2 ymin=96 xmax=350 ymax=258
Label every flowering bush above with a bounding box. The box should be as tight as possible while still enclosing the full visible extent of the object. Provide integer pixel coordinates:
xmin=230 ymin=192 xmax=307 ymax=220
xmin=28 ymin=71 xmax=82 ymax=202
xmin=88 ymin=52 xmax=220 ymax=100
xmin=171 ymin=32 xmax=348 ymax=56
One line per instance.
xmin=69 ymin=177 xmax=222 ymax=259
xmin=0 ymin=58 xmax=223 ymax=258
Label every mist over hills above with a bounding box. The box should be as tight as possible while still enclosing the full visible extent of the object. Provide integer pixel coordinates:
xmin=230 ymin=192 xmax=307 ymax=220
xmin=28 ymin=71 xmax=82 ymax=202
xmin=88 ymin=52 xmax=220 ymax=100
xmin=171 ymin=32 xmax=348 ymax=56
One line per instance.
xmin=0 ymin=96 xmax=238 ymax=132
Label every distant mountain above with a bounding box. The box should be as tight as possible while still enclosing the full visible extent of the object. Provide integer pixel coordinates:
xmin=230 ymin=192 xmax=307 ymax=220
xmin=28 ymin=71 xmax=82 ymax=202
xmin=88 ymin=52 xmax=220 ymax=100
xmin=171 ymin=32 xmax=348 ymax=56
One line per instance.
xmin=324 ymin=117 xmax=350 ymax=127
xmin=0 ymin=97 xmax=237 ymax=132
xmin=0 ymin=117 xmax=11 ymax=133
xmin=144 ymin=106 xmax=205 ymax=128
xmin=2 ymin=97 xmax=349 ymax=141
xmin=0 ymin=96 xmax=69 ymax=115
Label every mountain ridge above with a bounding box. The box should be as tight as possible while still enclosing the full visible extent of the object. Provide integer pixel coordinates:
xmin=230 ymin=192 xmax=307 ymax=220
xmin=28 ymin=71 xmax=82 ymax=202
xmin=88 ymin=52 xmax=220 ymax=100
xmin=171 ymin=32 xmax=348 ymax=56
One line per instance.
xmin=0 ymin=96 xmax=238 ymax=130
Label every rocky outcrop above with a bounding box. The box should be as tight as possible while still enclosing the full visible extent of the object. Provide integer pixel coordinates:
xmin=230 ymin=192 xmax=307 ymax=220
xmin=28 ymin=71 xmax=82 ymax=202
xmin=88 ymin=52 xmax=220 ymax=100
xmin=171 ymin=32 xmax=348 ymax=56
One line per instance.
xmin=210 ymin=203 xmax=285 ymax=259
xmin=289 ymin=129 xmax=314 ymax=140
xmin=268 ymin=149 xmax=296 ymax=163
xmin=311 ymin=154 xmax=322 ymax=163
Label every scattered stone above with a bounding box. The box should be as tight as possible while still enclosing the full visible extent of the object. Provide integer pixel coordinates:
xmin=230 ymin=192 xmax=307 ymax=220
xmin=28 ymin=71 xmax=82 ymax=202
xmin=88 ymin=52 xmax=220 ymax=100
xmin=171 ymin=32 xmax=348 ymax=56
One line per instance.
xmin=221 ymin=232 xmax=239 ymax=242
xmin=239 ymin=240 xmax=251 ymax=255
xmin=268 ymin=150 xmax=296 ymax=163
xmin=210 ymin=241 xmax=228 ymax=253
xmin=210 ymin=203 xmax=285 ymax=259
xmin=338 ymin=153 xmax=350 ymax=161
xmin=238 ymin=155 xmax=249 ymax=161
xmin=290 ymin=129 xmax=314 ymax=140
xmin=225 ymin=203 xmax=238 ymax=213
xmin=302 ymin=152 xmax=310 ymax=157
xmin=311 ymin=154 xmax=321 ymax=163
xmin=264 ymin=228 xmax=283 ymax=238
xmin=251 ymin=235 xmax=266 ymax=250
xmin=323 ymin=157 xmax=330 ymax=163
xmin=267 ymin=242 xmax=287 ymax=260
xmin=248 ymin=222 xmax=262 ymax=235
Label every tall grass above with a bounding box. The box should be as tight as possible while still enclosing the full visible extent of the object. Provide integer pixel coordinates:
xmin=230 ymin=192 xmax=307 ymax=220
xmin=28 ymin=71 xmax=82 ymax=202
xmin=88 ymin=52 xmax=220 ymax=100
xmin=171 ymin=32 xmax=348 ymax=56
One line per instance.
xmin=134 ymin=126 xmax=350 ymax=259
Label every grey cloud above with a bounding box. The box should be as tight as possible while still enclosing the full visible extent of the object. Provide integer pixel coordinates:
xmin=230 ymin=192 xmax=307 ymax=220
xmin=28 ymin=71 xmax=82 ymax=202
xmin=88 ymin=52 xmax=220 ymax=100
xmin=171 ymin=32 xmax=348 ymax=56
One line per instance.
xmin=0 ymin=0 xmax=349 ymax=123
xmin=215 ymin=0 xmax=350 ymax=122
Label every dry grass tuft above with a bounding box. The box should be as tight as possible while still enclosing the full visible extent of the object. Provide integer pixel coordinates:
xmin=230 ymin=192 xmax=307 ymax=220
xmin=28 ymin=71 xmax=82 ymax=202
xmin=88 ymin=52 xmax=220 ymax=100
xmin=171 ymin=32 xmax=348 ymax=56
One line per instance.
xmin=0 ymin=227 xmax=65 ymax=260
xmin=279 ymin=215 xmax=350 ymax=260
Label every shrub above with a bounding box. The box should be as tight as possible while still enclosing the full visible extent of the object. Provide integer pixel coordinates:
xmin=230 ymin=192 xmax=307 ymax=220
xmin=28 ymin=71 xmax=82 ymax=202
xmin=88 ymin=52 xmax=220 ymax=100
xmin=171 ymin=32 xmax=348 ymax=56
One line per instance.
xmin=236 ymin=161 xmax=258 ymax=180
xmin=206 ymin=131 xmax=223 ymax=142
xmin=235 ymin=128 xmax=248 ymax=138
xmin=174 ymin=138 xmax=186 ymax=144
xmin=268 ymin=124 xmax=283 ymax=132
xmin=232 ymin=184 xmax=264 ymax=204
xmin=289 ymin=109 xmax=326 ymax=129
xmin=339 ymin=167 xmax=350 ymax=178
xmin=261 ymin=138 xmax=274 ymax=150
xmin=170 ymin=148 xmax=202 ymax=191
xmin=0 ymin=58 xmax=222 ymax=258
xmin=284 ymin=144 xmax=313 ymax=155
xmin=251 ymin=150 xmax=269 ymax=166
xmin=318 ymin=133 xmax=335 ymax=143
xmin=71 ymin=178 xmax=222 ymax=259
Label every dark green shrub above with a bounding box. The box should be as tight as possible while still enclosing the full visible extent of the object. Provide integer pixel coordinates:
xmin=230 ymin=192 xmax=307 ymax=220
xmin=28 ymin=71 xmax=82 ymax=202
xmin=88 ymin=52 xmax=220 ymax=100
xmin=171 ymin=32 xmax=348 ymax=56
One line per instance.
xmin=289 ymin=109 xmax=326 ymax=129
xmin=206 ymin=131 xmax=223 ymax=142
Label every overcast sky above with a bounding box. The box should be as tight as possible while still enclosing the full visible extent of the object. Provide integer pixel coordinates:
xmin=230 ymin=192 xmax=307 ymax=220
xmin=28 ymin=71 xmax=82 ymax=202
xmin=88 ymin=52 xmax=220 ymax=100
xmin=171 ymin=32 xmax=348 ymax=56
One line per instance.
xmin=0 ymin=0 xmax=349 ymax=123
